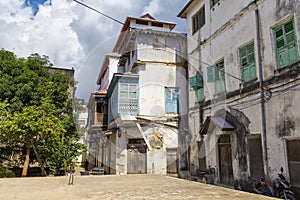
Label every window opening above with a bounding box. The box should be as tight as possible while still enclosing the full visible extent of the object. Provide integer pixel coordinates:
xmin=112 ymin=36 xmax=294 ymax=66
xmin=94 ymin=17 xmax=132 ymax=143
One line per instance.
xmin=192 ymin=6 xmax=205 ymax=34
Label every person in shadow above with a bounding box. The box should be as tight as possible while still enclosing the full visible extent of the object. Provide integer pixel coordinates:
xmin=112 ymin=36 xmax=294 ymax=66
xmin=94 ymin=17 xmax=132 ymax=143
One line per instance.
xmin=84 ymin=159 xmax=89 ymax=171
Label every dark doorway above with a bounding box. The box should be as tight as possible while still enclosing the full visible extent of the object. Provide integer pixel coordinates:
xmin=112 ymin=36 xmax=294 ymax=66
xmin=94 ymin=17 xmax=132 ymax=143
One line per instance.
xmin=127 ymin=139 xmax=147 ymax=174
xmin=166 ymin=148 xmax=178 ymax=174
xmin=198 ymin=141 xmax=207 ymax=170
xmin=248 ymin=136 xmax=264 ymax=179
xmin=286 ymin=139 xmax=300 ymax=187
xmin=218 ymin=134 xmax=234 ymax=185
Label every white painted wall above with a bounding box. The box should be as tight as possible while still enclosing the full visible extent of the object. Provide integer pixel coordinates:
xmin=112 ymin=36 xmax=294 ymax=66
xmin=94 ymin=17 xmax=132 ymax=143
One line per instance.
xmin=100 ymin=56 xmax=120 ymax=90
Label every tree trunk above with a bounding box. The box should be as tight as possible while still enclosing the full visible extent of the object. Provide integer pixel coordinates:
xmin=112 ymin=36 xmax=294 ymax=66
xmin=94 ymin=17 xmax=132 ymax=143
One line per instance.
xmin=31 ymin=139 xmax=47 ymax=176
xmin=21 ymin=145 xmax=30 ymax=177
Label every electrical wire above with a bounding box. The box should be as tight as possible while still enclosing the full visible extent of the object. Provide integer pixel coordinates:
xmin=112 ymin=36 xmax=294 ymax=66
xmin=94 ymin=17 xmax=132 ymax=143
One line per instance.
xmin=72 ymin=0 xmax=300 ymax=101
xmin=230 ymin=81 xmax=300 ymax=110
xmin=73 ymin=0 xmax=125 ymax=26
xmin=72 ymin=0 xmax=245 ymax=84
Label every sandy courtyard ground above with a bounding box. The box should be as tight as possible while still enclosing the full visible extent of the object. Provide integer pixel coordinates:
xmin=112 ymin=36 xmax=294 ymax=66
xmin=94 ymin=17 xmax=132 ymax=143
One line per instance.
xmin=0 ymin=174 xmax=276 ymax=200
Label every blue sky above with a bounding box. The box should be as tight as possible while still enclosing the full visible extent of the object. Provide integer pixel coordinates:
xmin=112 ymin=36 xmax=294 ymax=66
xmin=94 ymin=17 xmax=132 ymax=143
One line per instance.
xmin=23 ymin=0 xmax=51 ymax=15
xmin=0 ymin=0 xmax=189 ymax=100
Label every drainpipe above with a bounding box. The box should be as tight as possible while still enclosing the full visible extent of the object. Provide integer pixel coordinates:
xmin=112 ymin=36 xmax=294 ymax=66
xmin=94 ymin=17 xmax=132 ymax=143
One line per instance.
xmin=101 ymin=143 xmax=104 ymax=167
xmin=255 ymin=8 xmax=269 ymax=177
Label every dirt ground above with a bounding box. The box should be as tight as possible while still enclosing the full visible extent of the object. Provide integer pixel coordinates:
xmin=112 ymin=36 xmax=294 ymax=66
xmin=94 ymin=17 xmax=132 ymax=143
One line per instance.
xmin=0 ymin=174 xmax=276 ymax=200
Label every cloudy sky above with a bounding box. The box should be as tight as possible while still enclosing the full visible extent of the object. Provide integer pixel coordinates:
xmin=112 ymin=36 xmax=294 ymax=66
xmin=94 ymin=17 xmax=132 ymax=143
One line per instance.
xmin=0 ymin=0 xmax=189 ymax=101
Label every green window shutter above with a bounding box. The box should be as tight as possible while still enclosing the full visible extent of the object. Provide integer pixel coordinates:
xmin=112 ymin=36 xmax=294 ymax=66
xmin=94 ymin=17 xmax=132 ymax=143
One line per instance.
xmin=239 ymin=42 xmax=256 ymax=82
xmin=288 ymin=45 xmax=299 ymax=63
xmin=274 ymin=18 xmax=299 ymax=68
xmin=196 ymin=72 xmax=204 ymax=88
xmin=196 ymin=88 xmax=205 ymax=102
xmin=285 ymin=20 xmax=299 ymax=64
xmin=215 ymin=79 xmax=226 ymax=94
xmin=207 ymin=66 xmax=216 ymax=82
xmin=277 ymin=47 xmax=288 ymax=68
xmin=275 ymin=26 xmax=288 ymax=68
xmin=189 ymin=76 xmax=197 ymax=90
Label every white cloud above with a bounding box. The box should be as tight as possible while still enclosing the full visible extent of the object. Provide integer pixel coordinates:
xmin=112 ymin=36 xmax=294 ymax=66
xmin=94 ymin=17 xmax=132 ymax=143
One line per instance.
xmin=0 ymin=0 xmax=83 ymax=69
xmin=0 ymin=0 xmax=188 ymax=100
xmin=143 ymin=0 xmax=161 ymax=16
xmin=100 ymin=0 xmax=133 ymax=11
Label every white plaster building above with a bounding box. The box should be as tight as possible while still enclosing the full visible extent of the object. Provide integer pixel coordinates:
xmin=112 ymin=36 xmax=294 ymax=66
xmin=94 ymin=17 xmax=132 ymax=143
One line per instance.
xmin=103 ymin=14 xmax=188 ymax=175
xmin=85 ymin=54 xmax=121 ymax=170
xmin=178 ymin=0 xmax=300 ymax=191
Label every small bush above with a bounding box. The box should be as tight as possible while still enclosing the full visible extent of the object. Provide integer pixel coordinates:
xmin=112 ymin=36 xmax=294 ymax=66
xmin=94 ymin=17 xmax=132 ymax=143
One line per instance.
xmin=0 ymin=165 xmax=16 ymax=178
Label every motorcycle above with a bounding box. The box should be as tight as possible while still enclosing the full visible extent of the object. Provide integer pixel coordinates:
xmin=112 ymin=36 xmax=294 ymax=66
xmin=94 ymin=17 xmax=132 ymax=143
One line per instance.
xmin=253 ymin=167 xmax=296 ymax=200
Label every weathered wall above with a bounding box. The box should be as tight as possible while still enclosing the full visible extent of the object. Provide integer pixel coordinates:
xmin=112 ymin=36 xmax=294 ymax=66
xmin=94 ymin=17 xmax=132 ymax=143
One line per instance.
xmin=264 ymin=77 xmax=300 ymax=180
xmin=108 ymin=133 xmax=117 ymax=174
xmin=115 ymin=128 xmax=127 ymax=175
xmin=184 ymin=0 xmax=300 ymax=187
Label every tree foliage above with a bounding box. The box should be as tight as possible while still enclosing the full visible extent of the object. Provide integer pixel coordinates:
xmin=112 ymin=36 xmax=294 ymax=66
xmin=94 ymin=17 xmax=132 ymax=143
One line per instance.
xmin=0 ymin=49 xmax=85 ymax=176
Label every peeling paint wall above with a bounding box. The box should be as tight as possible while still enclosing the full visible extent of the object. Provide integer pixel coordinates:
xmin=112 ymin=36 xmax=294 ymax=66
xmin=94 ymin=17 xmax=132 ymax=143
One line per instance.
xmin=265 ymin=79 xmax=300 ymax=180
xmin=183 ymin=0 xmax=300 ymax=188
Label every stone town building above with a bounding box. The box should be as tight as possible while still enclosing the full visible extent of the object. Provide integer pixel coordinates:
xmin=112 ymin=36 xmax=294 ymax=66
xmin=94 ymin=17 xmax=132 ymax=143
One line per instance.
xmin=178 ymin=0 xmax=300 ymax=190
xmin=85 ymin=54 xmax=120 ymax=169
xmin=99 ymin=14 xmax=188 ymax=175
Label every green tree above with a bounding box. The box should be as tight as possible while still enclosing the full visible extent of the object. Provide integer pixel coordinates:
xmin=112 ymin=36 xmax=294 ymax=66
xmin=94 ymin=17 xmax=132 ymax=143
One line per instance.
xmin=0 ymin=49 xmax=84 ymax=176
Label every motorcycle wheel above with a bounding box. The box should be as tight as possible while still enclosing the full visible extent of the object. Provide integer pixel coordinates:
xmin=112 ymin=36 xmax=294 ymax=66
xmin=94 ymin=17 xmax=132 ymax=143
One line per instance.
xmin=279 ymin=193 xmax=296 ymax=200
xmin=252 ymin=181 xmax=264 ymax=194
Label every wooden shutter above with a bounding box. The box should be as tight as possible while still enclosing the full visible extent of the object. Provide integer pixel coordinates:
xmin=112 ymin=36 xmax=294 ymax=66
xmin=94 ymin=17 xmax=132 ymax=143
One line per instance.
xmin=196 ymin=88 xmax=204 ymax=102
xmin=207 ymin=66 xmax=216 ymax=82
xmin=274 ymin=18 xmax=299 ymax=68
xmin=239 ymin=42 xmax=256 ymax=82
xmin=275 ymin=26 xmax=288 ymax=68
xmin=285 ymin=20 xmax=299 ymax=64
xmin=189 ymin=76 xmax=197 ymax=90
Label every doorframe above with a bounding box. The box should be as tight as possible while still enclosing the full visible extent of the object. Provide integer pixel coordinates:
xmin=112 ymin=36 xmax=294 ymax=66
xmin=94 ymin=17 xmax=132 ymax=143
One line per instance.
xmin=127 ymin=138 xmax=147 ymax=174
xmin=284 ymin=137 xmax=300 ymax=184
xmin=216 ymin=133 xmax=234 ymax=185
xmin=166 ymin=147 xmax=178 ymax=174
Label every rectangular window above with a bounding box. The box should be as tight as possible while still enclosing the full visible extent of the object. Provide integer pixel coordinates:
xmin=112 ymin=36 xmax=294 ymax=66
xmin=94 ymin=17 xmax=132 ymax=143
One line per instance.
xmin=165 ymin=87 xmax=179 ymax=113
xmin=215 ymin=59 xmax=226 ymax=94
xmin=192 ymin=6 xmax=205 ymax=34
xmin=239 ymin=41 xmax=256 ymax=82
xmin=118 ymin=83 xmax=138 ymax=115
xmin=151 ymin=22 xmax=163 ymax=28
xmin=207 ymin=59 xmax=226 ymax=94
xmin=273 ymin=18 xmax=299 ymax=68
xmin=136 ymin=19 xmax=148 ymax=26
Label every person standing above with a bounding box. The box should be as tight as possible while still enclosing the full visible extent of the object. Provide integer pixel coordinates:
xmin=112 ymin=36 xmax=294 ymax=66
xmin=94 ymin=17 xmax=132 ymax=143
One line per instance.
xmin=84 ymin=159 xmax=89 ymax=171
